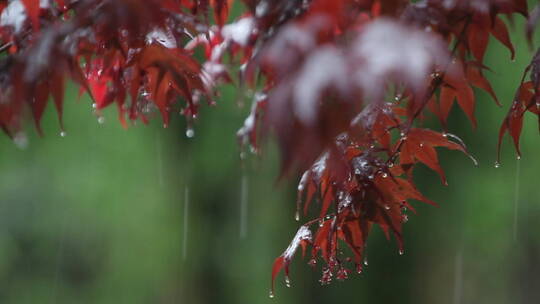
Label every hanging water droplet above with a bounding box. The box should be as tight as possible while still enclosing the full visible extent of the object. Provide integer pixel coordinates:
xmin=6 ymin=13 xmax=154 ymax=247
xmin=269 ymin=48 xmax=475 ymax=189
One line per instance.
xmin=516 ymin=155 xmax=521 ymax=160
xmin=13 ymin=132 xmax=28 ymax=149
xmin=97 ymin=116 xmax=105 ymax=124
xmin=285 ymin=276 xmax=291 ymax=288
xmin=269 ymin=290 xmax=275 ymax=298
xmin=92 ymin=103 xmax=97 ymax=109
xmin=240 ymin=174 xmax=248 ymax=239
xmin=295 ymin=210 xmax=300 ymax=221
xmin=318 ymin=219 xmax=324 ymax=227
xmin=382 ymin=172 xmax=388 ymax=178
xmin=363 ymin=257 xmax=368 ymax=266
xmin=384 ymin=204 xmax=391 ymax=210
xmin=356 ymin=263 xmax=363 ymax=274
xmin=494 ymin=162 xmax=501 ymax=168
xmin=183 ymin=187 xmax=190 ymax=260
xmin=185 ymin=128 xmax=195 ymax=138
xmin=59 ymin=131 xmax=67 ymax=137
xmin=402 ymin=214 xmax=409 ymax=223
xmin=388 ymin=163 xmax=394 ymax=168
xmin=398 ymin=249 xmax=404 ymax=255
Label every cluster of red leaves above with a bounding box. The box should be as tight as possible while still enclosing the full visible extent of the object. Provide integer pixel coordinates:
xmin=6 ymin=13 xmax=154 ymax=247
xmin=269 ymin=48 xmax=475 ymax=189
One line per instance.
xmin=0 ymin=0 xmax=236 ymax=136
xmin=0 ymin=0 xmax=538 ymax=296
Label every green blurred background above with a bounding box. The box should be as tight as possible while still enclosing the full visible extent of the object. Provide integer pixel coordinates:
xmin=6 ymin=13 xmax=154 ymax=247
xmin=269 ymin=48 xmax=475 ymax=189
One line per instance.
xmin=0 ymin=5 xmax=539 ymax=304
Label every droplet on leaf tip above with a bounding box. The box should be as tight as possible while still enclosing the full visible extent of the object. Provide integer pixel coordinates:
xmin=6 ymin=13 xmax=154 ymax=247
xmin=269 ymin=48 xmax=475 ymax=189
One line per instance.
xmin=398 ymin=249 xmax=404 ymax=255
xmin=185 ymin=128 xmax=195 ymax=138
xmin=13 ymin=132 xmax=28 ymax=150
xmin=269 ymin=290 xmax=275 ymax=298
xmin=402 ymin=214 xmax=409 ymax=223
xmin=285 ymin=276 xmax=291 ymax=287
xmin=363 ymin=257 xmax=368 ymax=266
xmin=356 ymin=264 xmax=363 ymax=274
xmin=60 ymin=131 xmax=67 ymax=137
xmin=294 ymin=210 xmax=300 ymax=221
xmin=494 ymin=162 xmax=501 ymax=168
xmin=516 ymin=155 xmax=521 ymax=160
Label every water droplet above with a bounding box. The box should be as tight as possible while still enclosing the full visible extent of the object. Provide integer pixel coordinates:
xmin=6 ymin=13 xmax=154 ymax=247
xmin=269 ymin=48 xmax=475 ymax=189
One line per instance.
xmin=382 ymin=173 xmax=388 ymax=178
xmin=285 ymin=276 xmax=291 ymax=287
xmin=185 ymin=128 xmax=195 ymax=138
xmin=494 ymin=162 xmax=500 ymax=168
xmin=516 ymin=155 xmax=521 ymax=160
xmin=59 ymin=131 xmax=67 ymax=137
xmin=442 ymin=132 xmax=448 ymax=138
xmin=13 ymin=132 xmax=28 ymax=149
xmin=363 ymin=257 xmax=368 ymax=266
xmin=384 ymin=205 xmax=391 ymax=210
xmin=402 ymin=214 xmax=409 ymax=223
xmin=318 ymin=219 xmax=324 ymax=227
xmin=269 ymin=290 xmax=275 ymax=298
xmin=399 ymin=249 xmax=404 ymax=255
xmin=356 ymin=264 xmax=363 ymax=274
xmin=295 ymin=210 xmax=300 ymax=221
xmin=388 ymin=163 xmax=394 ymax=168
xmin=92 ymin=103 xmax=97 ymax=109
xmin=97 ymin=116 xmax=105 ymax=124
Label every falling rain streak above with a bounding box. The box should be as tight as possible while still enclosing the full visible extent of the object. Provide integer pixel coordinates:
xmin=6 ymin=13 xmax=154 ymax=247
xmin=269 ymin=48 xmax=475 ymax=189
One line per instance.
xmin=183 ymin=186 xmax=190 ymax=260
xmin=453 ymin=249 xmax=463 ymax=304
xmin=240 ymin=174 xmax=248 ymax=239
xmin=52 ymin=211 xmax=68 ymax=304
xmin=513 ymin=159 xmax=521 ymax=242
xmin=156 ymin=133 xmax=164 ymax=187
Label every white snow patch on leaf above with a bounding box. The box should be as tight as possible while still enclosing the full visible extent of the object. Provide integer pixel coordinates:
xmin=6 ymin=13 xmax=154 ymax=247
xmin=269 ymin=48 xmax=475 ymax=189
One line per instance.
xmin=1 ymin=0 xmax=26 ymax=33
xmin=294 ymin=46 xmax=348 ymax=124
xmin=221 ymin=17 xmax=254 ymax=46
xmin=282 ymin=226 xmax=312 ymax=260
xmin=352 ymin=19 xmax=448 ymax=98
xmin=146 ymin=28 xmax=177 ymax=49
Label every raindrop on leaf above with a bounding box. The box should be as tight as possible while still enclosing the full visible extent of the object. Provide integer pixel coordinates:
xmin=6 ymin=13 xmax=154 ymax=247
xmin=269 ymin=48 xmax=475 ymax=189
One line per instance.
xmin=186 ymin=128 xmax=195 ymax=138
